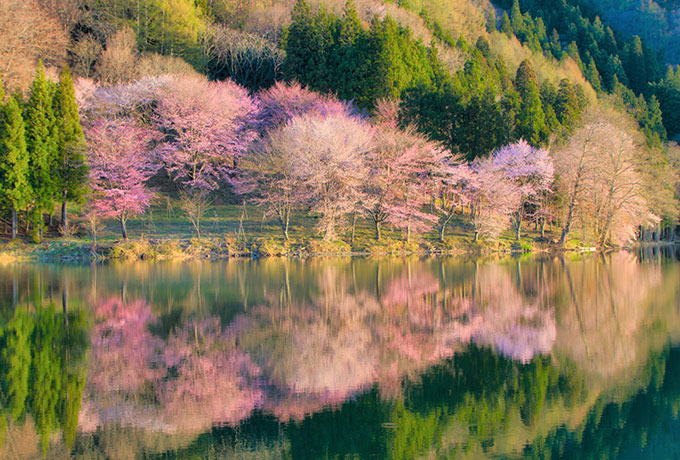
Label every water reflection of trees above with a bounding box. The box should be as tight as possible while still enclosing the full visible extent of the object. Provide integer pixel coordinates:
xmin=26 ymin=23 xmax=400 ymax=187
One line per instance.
xmin=0 ymin=253 xmax=678 ymax=458
xmin=0 ymin=304 xmax=88 ymax=456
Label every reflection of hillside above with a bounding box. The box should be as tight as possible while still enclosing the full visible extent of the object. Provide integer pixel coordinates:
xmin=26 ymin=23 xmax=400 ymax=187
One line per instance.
xmin=552 ymin=253 xmax=680 ymax=385
xmin=0 ymin=253 xmax=678 ymax=459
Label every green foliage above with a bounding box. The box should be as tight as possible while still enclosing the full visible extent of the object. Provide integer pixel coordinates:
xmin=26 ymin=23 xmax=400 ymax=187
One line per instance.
xmin=0 ymin=96 xmax=32 ymax=214
xmin=0 ymin=309 xmax=34 ymax=421
xmin=282 ymin=0 xmax=447 ymax=108
xmin=88 ymin=0 xmax=209 ymax=70
xmin=491 ymin=0 xmax=666 ymax=132
xmin=515 ymin=60 xmax=548 ymax=145
xmin=24 ymin=62 xmax=59 ymax=239
xmin=53 ymin=66 xmax=88 ymax=204
xmin=401 ymin=48 xmax=584 ymax=157
xmin=651 ymin=66 xmax=680 ymax=139
xmin=0 ymin=305 xmax=89 ymax=453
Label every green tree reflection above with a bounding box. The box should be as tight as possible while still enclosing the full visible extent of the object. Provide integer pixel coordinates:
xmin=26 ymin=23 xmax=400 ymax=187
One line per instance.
xmin=0 ymin=304 xmax=89 ymax=453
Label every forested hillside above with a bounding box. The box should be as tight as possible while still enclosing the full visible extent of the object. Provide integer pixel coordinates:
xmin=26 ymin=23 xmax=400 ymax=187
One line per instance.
xmin=588 ymin=0 xmax=680 ymax=64
xmin=0 ymin=0 xmax=679 ymax=252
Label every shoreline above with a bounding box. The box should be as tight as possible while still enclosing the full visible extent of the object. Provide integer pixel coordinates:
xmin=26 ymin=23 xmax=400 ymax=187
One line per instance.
xmin=2 ymin=236 xmax=674 ymax=263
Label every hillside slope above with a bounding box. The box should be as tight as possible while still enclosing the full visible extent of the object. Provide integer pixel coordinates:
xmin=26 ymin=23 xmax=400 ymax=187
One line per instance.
xmin=588 ymin=0 xmax=680 ymax=64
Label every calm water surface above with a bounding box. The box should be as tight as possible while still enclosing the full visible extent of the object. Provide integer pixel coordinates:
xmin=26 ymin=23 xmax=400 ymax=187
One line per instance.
xmin=1 ymin=249 xmax=680 ymax=459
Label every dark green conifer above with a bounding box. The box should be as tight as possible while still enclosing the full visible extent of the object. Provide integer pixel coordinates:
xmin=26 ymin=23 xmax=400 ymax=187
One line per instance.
xmin=53 ymin=66 xmax=88 ymax=233
xmin=0 ymin=95 xmax=32 ymax=239
xmin=24 ymin=62 xmax=58 ymax=242
xmin=515 ymin=60 xmax=547 ymax=145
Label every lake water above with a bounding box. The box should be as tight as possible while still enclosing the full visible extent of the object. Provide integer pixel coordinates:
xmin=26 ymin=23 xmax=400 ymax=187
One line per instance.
xmin=0 ymin=249 xmax=679 ymax=459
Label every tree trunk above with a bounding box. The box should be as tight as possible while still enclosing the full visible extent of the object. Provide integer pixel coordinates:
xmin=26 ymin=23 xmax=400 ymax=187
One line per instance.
xmin=438 ymin=222 xmax=446 ymax=242
xmin=375 ymin=220 xmax=381 ymax=241
xmin=11 ymin=206 xmax=17 ymax=240
xmin=515 ymin=216 xmax=522 ymax=241
xmin=120 ymin=217 xmax=128 ymax=240
xmin=540 ymin=218 xmax=546 ymax=239
xmin=599 ymin=214 xmax=613 ymax=248
xmin=278 ymin=213 xmax=289 ymax=241
xmin=559 ymin=183 xmax=580 ymax=245
xmin=473 ymin=230 xmax=479 ymax=242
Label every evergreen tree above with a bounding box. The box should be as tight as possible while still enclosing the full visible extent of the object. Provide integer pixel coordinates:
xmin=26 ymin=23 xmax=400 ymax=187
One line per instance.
xmin=586 ymin=57 xmax=602 ymax=93
xmin=24 ymin=62 xmax=58 ymax=242
xmin=0 ymin=96 xmax=32 ymax=239
xmin=515 ymin=60 xmax=547 ymax=145
xmin=646 ymin=95 xmax=667 ymax=141
xmin=53 ymin=66 xmax=88 ymax=233
xmin=500 ymin=12 xmax=513 ymax=37
xmin=283 ymin=0 xmax=330 ymax=90
xmin=510 ymin=0 xmax=524 ymax=35
xmin=549 ymin=29 xmax=562 ymax=58
xmin=554 ymin=79 xmax=580 ymax=131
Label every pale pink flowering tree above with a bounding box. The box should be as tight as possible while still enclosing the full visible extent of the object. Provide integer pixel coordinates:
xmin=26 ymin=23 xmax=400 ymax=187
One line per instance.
xmin=253 ymin=81 xmax=356 ymax=135
xmin=430 ymin=161 xmax=472 ymax=242
xmin=76 ymin=75 xmax=171 ymax=119
xmin=274 ymin=113 xmax=373 ymax=241
xmin=86 ymin=117 xmax=159 ymax=240
xmin=362 ymin=122 xmax=449 ymax=241
xmin=486 ymin=140 xmax=555 ymax=240
xmin=236 ymin=83 xmax=354 ymax=240
xmin=464 ymin=160 xmax=521 ymax=241
xmin=154 ymin=75 xmax=257 ymax=238
xmin=236 ymin=132 xmax=302 ymax=240
xmin=383 ymin=134 xmax=447 ymax=242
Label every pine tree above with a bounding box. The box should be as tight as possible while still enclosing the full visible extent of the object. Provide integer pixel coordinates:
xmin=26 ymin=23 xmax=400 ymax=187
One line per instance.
xmin=53 ymin=66 xmax=88 ymax=233
xmin=24 ymin=62 xmax=58 ymax=242
xmin=0 ymin=96 xmax=32 ymax=239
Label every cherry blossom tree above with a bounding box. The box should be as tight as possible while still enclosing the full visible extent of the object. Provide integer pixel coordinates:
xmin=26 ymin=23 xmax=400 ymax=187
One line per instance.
xmin=236 ymin=132 xmax=302 ymax=240
xmin=430 ymin=161 xmax=473 ymax=242
xmin=364 ymin=104 xmax=453 ymax=241
xmin=383 ymin=132 xmax=447 ymax=242
xmin=486 ymin=140 xmax=554 ymax=241
xmin=86 ymin=117 xmax=159 ymax=240
xmin=154 ymin=75 xmax=257 ymax=238
xmin=553 ymin=118 xmax=602 ymax=246
xmin=464 ymin=160 xmax=521 ymax=241
xmin=273 ymin=113 xmax=373 ymax=241
xmin=76 ymin=75 xmax=171 ymax=119
xmin=253 ymin=81 xmax=355 ymax=135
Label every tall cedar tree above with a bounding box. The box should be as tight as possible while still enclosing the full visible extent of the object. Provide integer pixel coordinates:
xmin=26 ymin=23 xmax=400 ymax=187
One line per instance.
xmin=24 ymin=62 xmax=58 ymax=241
xmin=0 ymin=95 xmax=32 ymax=239
xmin=53 ymin=66 xmax=88 ymax=233
xmin=515 ymin=60 xmax=547 ymax=145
